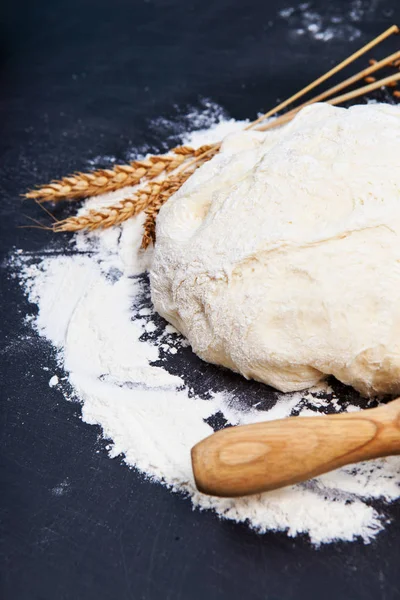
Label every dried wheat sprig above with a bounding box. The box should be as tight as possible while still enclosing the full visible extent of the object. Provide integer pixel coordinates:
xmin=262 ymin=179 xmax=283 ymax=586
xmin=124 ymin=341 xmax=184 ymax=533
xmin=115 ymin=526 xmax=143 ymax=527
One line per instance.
xmin=247 ymin=24 xmax=399 ymax=131
xmin=154 ymin=28 xmax=400 ymax=164
xmin=24 ymin=146 xmax=201 ymax=203
xmin=138 ymin=151 xmax=220 ymax=247
xmin=255 ymin=50 xmax=400 ymax=133
xmin=139 ymin=169 xmax=200 ymax=245
xmin=328 ymin=72 xmax=400 ymax=103
xmin=52 ymin=182 xmax=160 ymax=232
xmin=141 ymin=213 xmax=157 ymax=249
xmin=304 ymin=50 xmax=400 ymax=104
xmin=140 ymin=170 xmax=197 ymax=248
xmin=53 ymin=158 xmax=201 ymax=233
xmin=257 ymin=72 xmax=400 ymax=132
xmin=175 ymin=144 xmax=214 ymax=157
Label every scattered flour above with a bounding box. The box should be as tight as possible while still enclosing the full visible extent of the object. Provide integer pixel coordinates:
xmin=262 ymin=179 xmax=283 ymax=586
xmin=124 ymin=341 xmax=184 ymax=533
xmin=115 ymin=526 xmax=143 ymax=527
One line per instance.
xmin=278 ymin=1 xmax=385 ymax=42
xmin=10 ymin=103 xmax=400 ymax=546
xmin=51 ymin=479 xmax=70 ymax=497
xmin=49 ymin=375 xmax=59 ymax=387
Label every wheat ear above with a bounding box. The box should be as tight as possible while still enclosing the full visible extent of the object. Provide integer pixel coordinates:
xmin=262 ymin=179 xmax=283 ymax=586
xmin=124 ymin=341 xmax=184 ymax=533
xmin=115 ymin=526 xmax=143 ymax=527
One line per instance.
xmin=140 ymin=169 xmax=198 ymax=248
xmin=52 ymin=158 xmax=203 ymax=233
xmin=25 ymin=145 xmax=212 ymax=202
xmin=53 ymin=183 xmax=160 ymax=232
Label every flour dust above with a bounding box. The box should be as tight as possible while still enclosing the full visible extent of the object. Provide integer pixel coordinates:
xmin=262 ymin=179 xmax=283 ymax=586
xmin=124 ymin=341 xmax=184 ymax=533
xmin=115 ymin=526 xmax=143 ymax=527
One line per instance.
xmin=9 ymin=102 xmax=400 ymax=546
xmin=278 ymin=1 xmax=387 ymax=43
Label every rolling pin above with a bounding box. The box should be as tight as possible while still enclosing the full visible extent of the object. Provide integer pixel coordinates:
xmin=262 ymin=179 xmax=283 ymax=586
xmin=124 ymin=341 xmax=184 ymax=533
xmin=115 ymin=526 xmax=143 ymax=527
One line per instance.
xmin=191 ymin=398 xmax=400 ymax=497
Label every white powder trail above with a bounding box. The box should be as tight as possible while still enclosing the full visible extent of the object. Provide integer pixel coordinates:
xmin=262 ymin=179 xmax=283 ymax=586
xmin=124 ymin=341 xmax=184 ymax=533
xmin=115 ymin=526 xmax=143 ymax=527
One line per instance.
xmin=278 ymin=1 xmax=386 ymax=43
xmin=11 ymin=104 xmax=400 ymax=546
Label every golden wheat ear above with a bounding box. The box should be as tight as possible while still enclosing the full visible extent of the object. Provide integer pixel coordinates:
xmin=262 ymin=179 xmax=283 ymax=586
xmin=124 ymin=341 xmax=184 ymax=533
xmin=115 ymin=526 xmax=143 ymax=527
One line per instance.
xmin=52 ymin=163 xmax=200 ymax=234
xmin=24 ymin=146 xmax=199 ymax=203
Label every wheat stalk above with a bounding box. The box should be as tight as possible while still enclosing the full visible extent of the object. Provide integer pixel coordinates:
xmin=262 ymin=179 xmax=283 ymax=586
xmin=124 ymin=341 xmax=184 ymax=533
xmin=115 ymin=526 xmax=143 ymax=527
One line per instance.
xmin=140 ymin=169 xmax=199 ymax=248
xmin=141 ymin=213 xmax=157 ymax=249
xmin=53 ymin=182 xmax=161 ymax=232
xmin=53 ymin=158 xmax=203 ymax=234
xmin=246 ymin=24 xmax=399 ymax=131
xmin=24 ymin=145 xmax=212 ymax=203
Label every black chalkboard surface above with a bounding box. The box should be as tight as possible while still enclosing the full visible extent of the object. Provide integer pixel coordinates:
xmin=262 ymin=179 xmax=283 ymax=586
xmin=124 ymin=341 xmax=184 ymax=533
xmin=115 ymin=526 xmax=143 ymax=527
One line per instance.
xmin=1 ymin=1 xmax=400 ymax=599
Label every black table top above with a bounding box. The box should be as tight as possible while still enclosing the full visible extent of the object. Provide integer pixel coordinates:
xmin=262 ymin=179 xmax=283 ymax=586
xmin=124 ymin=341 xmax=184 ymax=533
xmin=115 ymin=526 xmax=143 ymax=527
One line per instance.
xmin=1 ymin=1 xmax=400 ymax=599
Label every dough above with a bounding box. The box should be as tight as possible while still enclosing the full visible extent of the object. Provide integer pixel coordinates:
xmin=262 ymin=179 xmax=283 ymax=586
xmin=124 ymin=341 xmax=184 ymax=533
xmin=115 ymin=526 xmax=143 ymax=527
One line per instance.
xmin=150 ymin=103 xmax=400 ymax=396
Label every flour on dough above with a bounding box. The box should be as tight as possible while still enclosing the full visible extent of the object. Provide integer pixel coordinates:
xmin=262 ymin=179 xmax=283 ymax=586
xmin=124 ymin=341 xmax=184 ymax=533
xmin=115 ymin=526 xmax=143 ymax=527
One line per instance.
xmin=150 ymin=103 xmax=400 ymax=396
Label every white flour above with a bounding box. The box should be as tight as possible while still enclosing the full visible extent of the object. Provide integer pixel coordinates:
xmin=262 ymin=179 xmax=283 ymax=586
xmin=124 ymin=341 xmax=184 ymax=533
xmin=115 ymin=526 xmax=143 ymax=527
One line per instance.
xmin=278 ymin=1 xmax=385 ymax=42
xmin=11 ymin=105 xmax=400 ymax=546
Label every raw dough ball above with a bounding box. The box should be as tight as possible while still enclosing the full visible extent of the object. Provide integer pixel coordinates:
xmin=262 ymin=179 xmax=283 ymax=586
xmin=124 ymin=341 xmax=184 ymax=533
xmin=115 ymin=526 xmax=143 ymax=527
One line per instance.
xmin=150 ymin=103 xmax=400 ymax=396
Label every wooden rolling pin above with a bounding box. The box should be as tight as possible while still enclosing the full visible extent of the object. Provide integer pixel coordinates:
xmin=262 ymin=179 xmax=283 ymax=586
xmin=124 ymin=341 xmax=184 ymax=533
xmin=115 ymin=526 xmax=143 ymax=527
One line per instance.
xmin=191 ymin=398 xmax=400 ymax=497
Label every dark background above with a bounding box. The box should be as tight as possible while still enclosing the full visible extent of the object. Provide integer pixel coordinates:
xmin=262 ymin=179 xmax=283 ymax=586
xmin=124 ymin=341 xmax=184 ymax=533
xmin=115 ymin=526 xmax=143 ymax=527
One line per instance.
xmin=1 ymin=1 xmax=400 ymax=599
